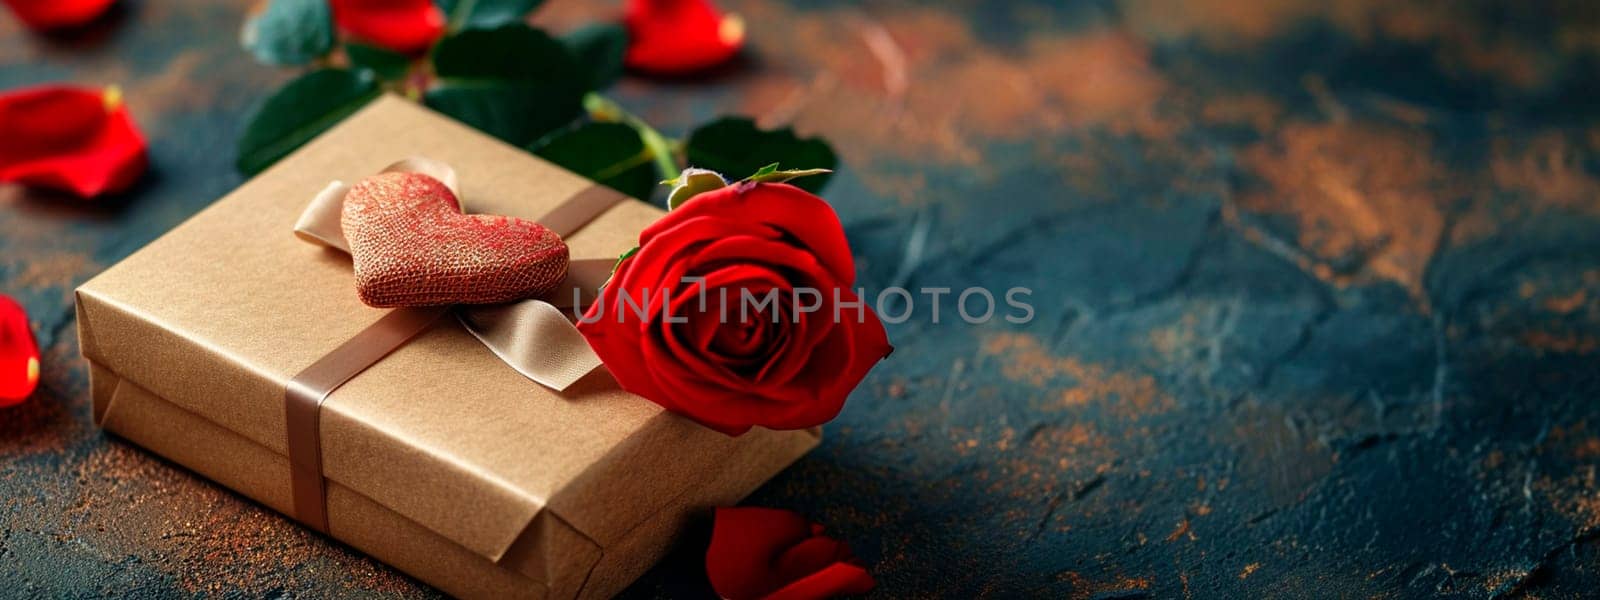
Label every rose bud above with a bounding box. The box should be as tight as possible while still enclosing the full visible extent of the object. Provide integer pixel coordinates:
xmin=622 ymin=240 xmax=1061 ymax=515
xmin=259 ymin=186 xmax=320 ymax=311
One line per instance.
xmin=578 ymin=181 xmax=891 ymax=435
xmin=623 ymin=0 xmax=745 ymax=75
xmin=1 ymin=0 xmax=117 ymax=31
xmin=1 ymin=294 xmax=40 ymax=407
xmin=331 ymin=0 xmax=446 ymax=55
xmin=706 ymin=507 xmax=875 ymax=600
xmin=0 ymin=84 xmax=147 ymax=198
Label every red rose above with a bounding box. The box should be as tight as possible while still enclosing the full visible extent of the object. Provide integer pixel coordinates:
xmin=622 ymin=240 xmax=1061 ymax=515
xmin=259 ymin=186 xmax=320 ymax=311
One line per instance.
xmin=578 ymin=181 xmax=891 ymax=435
xmin=330 ymin=0 xmax=445 ymax=55
xmin=0 ymin=85 xmax=147 ymax=198
xmin=1 ymin=0 xmax=116 ymax=31
xmin=623 ymin=0 xmax=744 ymax=75
xmin=1 ymin=294 xmax=40 ymax=407
xmin=706 ymin=507 xmax=875 ymax=600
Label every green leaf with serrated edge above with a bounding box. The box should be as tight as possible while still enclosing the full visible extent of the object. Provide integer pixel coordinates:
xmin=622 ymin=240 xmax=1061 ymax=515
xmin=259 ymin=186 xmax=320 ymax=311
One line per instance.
xmin=240 ymin=0 xmax=334 ymax=67
xmin=236 ymin=69 xmax=380 ymax=175
xmin=425 ymin=25 xmax=588 ymax=145
xmin=530 ymin=122 xmax=656 ymax=200
xmin=562 ymin=22 xmax=628 ymax=90
xmin=438 ymin=0 xmax=546 ymax=30
xmin=345 ymin=43 xmax=412 ymax=80
xmin=684 ymin=118 xmax=838 ymax=193
xmin=666 ymin=168 xmax=729 ymax=210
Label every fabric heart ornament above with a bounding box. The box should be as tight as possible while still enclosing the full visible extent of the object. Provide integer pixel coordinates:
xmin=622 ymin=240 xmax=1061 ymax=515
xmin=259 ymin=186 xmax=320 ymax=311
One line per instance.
xmin=341 ymin=171 xmax=569 ymax=307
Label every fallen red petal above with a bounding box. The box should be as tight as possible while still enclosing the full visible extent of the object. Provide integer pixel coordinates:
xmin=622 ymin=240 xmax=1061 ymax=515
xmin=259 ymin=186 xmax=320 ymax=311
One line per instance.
xmin=707 ymin=507 xmax=876 ymax=600
xmin=1 ymin=0 xmax=117 ymax=31
xmin=624 ymin=0 xmax=745 ymax=75
xmin=0 ymin=294 xmax=40 ymax=407
xmin=763 ymin=563 xmax=877 ymax=600
xmin=0 ymin=84 xmax=148 ymax=198
xmin=774 ymin=536 xmax=853 ymax=583
xmin=331 ymin=0 xmax=446 ymax=55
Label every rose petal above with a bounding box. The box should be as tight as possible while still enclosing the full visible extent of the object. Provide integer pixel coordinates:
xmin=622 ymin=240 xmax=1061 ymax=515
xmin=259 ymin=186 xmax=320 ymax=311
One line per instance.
xmin=774 ymin=536 xmax=854 ymax=582
xmin=667 ymin=264 xmax=791 ymax=371
xmin=705 ymin=507 xmax=815 ymax=598
xmin=689 ymin=271 xmax=792 ymax=371
xmin=763 ymin=563 xmax=877 ymax=600
xmin=642 ymin=183 xmax=857 ymax=285
xmin=331 ymin=0 xmax=445 ymax=55
xmin=707 ymin=507 xmax=874 ymax=600
xmin=640 ymin=219 xmax=834 ymax=389
xmin=748 ymin=292 xmax=890 ymax=431
xmin=681 ymin=233 xmax=842 ymax=382
xmin=624 ymin=0 xmax=744 ymax=75
xmin=794 ymin=294 xmax=892 ymax=419
xmin=0 ymin=85 xmax=147 ymax=198
xmin=580 ymin=285 xmax=673 ymax=411
xmin=644 ymin=311 xmax=829 ymax=436
xmin=655 ymin=266 xmax=813 ymax=412
xmin=580 ymin=216 xmax=708 ymax=373
xmin=0 ymin=294 xmax=40 ymax=407
xmin=639 ymin=336 xmax=759 ymax=434
xmin=648 ymin=261 xmax=844 ymax=429
xmin=1 ymin=0 xmax=116 ymax=31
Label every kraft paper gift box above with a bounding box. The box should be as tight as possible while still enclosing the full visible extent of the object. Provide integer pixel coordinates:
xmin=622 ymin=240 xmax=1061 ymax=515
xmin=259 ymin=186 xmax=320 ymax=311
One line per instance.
xmin=75 ymin=96 xmax=820 ymax=599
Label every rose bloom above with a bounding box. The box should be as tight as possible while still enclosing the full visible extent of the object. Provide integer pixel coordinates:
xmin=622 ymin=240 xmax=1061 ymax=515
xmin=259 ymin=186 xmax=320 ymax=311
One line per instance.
xmin=578 ymin=182 xmax=891 ymax=435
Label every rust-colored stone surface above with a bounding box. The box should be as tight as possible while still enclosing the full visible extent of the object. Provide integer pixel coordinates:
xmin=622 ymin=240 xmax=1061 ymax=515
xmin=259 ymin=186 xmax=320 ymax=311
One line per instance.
xmin=4 ymin=0 xmax=1600 ymax=597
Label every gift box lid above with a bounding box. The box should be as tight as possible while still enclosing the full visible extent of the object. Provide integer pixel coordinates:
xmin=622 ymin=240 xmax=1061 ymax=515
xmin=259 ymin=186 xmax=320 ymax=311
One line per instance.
xmin=75 ymin=96 xmax=819 ymax=596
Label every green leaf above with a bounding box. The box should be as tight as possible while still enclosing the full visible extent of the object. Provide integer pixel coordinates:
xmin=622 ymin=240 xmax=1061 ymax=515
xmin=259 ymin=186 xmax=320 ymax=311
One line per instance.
xmin=438 ymin=0 xmax=546 ymax=30
xmin=240 ymin=0 xmax=334 ymax=67
xmin=236 ymin=69 xmax=381 ymax=175
xmin=425 ymin=82 xmax=584 ymax=147
xmin=431 ymin=24 xmax=588 ymax=83
xmin=612 ymin=246 xmax=639 ymax=274
xmin=685 ymin=118 xmax=838 ymax=193
xmin=749 ymin=163 xmax=779 ymax=179
xmin=598 ymin=245 xmax=639 ymax=291
xmin=584 ymin=93 xmax=680 ymax=182
xmin=530 ymin=122 xmax=657 ymax=200
xmin=345 ymin=43 xmax=412 ymax=81
xmin=424 ymin=24 xmax=588 ymax=145
xmin=562 ymin=22 xmax=628 ymax=90
xmin=665 ymin=168 xmax=729 ymax=210
xmin=743 ymin=163 xmax=833 ymax=185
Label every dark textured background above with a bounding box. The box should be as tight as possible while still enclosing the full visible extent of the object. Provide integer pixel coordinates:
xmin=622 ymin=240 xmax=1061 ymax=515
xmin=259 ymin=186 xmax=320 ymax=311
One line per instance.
xmin=5 ymin=1 xmax=1600 ymax=598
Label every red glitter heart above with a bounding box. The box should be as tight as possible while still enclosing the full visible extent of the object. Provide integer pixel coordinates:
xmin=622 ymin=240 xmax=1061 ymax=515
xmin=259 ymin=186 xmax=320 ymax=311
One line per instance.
xmin=341 ymin=172 xmax=568 ymax=307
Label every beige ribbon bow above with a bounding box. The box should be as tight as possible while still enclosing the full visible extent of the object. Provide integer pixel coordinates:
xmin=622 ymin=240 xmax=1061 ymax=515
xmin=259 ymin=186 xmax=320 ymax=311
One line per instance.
xmin=292 ymin=157 xmax=608 ymax=391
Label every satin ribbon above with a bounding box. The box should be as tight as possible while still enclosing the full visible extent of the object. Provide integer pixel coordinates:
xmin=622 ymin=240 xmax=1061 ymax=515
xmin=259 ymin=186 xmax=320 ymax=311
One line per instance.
xmin=285 ymin=157 xmax=626 ymax=533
